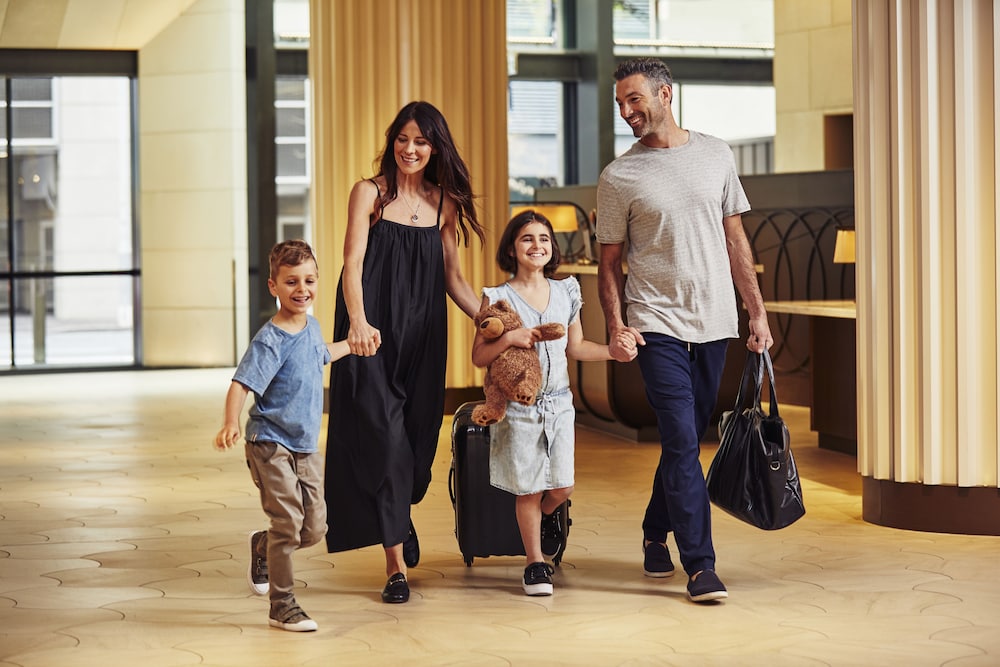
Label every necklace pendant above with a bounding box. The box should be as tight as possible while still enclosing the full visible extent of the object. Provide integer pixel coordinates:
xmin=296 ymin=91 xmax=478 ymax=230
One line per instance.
xmin=410 ymin=213 xmax=419 ymax=223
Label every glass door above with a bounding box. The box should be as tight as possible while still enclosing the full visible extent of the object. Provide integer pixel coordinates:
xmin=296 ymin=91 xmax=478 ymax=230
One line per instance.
xmin=0 ymin=75 xmax=137 ymax=370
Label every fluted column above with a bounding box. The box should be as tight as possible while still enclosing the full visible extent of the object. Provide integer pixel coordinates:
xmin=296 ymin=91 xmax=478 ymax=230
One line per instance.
xmin=309 ymin=0 xmax=507 ymax=389
xmin=853 ymin=0 xmax=1000 ymax=533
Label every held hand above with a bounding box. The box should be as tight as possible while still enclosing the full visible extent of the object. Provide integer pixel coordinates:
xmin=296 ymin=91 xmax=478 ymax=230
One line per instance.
xmin=506 ymin=327 xmax=540 ymax=349
xmin=347 ymin=321 xmax=381 ymax=357
xmin=609 ymin=327 xmax=644 ymax=362
xmin=214 ymin=425 xmax=241 ymax=451
xmin=747 ymin=316 xmax=773 ymax=353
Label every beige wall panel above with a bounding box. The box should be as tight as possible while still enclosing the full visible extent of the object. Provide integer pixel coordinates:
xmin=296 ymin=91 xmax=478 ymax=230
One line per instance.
xmin=143 ymin=249 xmax=235 ymax=309
xmin=117 ymin=0 xmax=203 ymax=47
xmin=310 ymin=0 xmax=507 ymax=388
xmin=140 ymin=72 xmax=245 ymax=133
xmin=59 ymin=0 xmax=125 ymax=47
xmin=775 ymin=110 xmax=824 ymax=172
xmin=141 ymin=130 xmax=245 ymax=192
xmin=774 ymin=0 xmax=833 ymax=33
xmin=831 ymin=0 xmax=853 ymax=24
xmin=139 ymin=10 xmax=240 ymax=73
xmin=139 ymin=0 xmax=246 ymax=367
xmin=774 ymin=32 xmax=811 ymax=113
xmin=143 ymin=308 xmax=236 ymax=366
xmin=142 ymin=190 xmax=246 ymax=250
xmin=809 ymin=25 xmax=854 ymax=109
xmin=774 ymin=1 xmax=854 ymax=173
xmin=0 ymin=0 xmax=67 ymax=47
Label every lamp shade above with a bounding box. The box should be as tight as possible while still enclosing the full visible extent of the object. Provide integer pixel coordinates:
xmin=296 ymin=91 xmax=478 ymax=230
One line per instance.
xmin=833 ymin=227 xmax=856 ymax=264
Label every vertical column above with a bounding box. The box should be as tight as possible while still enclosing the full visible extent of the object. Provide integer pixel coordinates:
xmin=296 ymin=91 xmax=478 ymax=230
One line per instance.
xmin=309 ymin=0 xmax=508 ymax=389
xmin=139 ymin=0 xmax=248 ymax=366
xmin=853 ymin=0 xmax=1000 ymax=534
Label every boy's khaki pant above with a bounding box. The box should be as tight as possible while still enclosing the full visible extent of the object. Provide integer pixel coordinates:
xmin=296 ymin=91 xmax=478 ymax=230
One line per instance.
xmin=245 ymin=441 xmax=327 ymax=612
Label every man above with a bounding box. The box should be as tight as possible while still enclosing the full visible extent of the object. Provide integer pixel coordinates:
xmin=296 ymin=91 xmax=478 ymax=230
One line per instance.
xmin=596 ymin=57 xmax=772 ymax=603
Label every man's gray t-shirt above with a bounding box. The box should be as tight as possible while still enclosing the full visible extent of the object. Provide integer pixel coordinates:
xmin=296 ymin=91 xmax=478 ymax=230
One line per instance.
xmin=233 ymin=316 xmax=332 ymax=453
xmin=596 ymin=130 xmax=750 ymax=343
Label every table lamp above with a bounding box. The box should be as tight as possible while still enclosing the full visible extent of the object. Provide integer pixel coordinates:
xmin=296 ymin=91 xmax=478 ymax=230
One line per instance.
xmin=833 ymin=227 xmax=856 ymax=264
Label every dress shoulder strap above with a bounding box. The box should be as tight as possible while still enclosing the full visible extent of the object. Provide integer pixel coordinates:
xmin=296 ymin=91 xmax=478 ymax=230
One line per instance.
xmin=436 ymin=185 xmax=445 ymax=228
xmin=368 ymin=178 xmax=383 ymax=220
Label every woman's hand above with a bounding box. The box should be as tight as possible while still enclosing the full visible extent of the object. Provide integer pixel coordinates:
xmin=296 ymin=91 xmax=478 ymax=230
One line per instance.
xmin=348 ymin=320 xmax=381 ymax=356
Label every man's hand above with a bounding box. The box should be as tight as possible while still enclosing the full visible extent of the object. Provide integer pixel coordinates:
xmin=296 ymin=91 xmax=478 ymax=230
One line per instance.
xmin=609 ymin=327 xmax=645 ymax=362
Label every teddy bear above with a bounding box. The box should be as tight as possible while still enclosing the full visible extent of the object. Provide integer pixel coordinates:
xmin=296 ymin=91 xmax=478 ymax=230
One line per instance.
xmin=472 ymin=299 xmax=566 ymax=426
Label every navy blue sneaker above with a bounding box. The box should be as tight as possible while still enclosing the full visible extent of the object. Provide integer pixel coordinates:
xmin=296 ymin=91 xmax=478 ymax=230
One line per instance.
xmin=687 ymin=569 xmax=728 ymax=602
xmin=642 ymin=540 xmax=675 ymax=578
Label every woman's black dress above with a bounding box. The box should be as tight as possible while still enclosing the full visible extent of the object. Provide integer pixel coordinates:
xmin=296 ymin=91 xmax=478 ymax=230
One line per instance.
xmin=325 ymin=188 xmax=447 ymax=552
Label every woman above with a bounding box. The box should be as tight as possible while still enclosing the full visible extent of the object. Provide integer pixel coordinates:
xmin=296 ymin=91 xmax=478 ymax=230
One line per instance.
xmin=325 ymin=101 xmax=484 ymax=603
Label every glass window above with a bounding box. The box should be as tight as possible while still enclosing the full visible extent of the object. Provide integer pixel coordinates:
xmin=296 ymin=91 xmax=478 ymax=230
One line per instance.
xmin=678 ymin=84 xmax=775 ymax=141
xmin=508 ymin=80 xmax=565 ymax=199
xmin=274 ymin=0 xmax=309 ymax=48
xmin=1 ymin=75 xmax=136 ymax=371
xmin=615 ymin=1 xmax=774 ymax=50
xmin=507 ymin=0 xmax=557 ymax=48
xmin=12 ymin=274 xmax=134 ymax=366
xmin=614 ymin=1 xmax=653 ymax=41
xmin=275 ymin=74 xmax=311 ymax=242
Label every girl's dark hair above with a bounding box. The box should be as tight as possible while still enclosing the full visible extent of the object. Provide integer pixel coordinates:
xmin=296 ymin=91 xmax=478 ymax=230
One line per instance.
xmin=375 ymin=101 xmax=485 ymax=246
xmin=496 ymin=209 xmax=562 ymax=278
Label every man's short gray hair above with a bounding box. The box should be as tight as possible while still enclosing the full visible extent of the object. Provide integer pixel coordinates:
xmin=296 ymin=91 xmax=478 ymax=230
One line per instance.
xmin=613 ymin=57 xmax=673 ymax=89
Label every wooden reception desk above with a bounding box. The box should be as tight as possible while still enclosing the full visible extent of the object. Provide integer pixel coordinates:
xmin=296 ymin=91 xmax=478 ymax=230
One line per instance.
xmin=764 ymin=300 xmax=857 ymax=454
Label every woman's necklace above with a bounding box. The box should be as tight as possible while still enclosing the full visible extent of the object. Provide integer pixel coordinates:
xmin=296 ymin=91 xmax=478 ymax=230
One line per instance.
xmin=399 ymin=189 xmax=422 ymax=223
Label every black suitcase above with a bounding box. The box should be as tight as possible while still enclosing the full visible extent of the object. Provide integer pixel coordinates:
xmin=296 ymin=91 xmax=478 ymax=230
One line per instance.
xmin=449 ymin=401 xmax=569 ymax=566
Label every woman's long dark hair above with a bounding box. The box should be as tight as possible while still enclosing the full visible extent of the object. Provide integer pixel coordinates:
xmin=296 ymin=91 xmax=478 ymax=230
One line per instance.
xmin=375 ymin=101 xmax=485 ymax=246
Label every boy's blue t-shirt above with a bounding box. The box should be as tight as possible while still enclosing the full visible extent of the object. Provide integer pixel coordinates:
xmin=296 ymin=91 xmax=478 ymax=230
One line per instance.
xmin=232 ymin=316 xmax=332 ymax=453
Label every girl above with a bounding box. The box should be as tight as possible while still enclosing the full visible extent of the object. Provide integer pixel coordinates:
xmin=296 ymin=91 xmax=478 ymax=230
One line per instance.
xmin=472 ymin=209 xmax=613 ymax=596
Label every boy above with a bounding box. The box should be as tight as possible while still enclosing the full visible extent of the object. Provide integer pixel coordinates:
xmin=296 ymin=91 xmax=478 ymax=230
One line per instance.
xmin=214 ymin=240 xmax=350 ymax=632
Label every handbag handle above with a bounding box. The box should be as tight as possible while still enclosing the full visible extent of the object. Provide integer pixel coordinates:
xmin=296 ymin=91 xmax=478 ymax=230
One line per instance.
xmin=760 ymin=347 xmax=781 ymax=419
xmin=731 ymin=349 xmax=766 ymax=413
xmin=731 ymin=348 xmax=781 ymax=418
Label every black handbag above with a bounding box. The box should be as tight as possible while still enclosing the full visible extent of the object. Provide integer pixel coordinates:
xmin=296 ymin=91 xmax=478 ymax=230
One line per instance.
xmin=706 ymin=349 xmax=805 ymax=530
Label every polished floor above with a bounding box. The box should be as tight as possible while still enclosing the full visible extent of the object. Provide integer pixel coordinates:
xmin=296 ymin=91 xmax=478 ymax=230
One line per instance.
xmin=1 ymin=368 xmax=999 ymax=667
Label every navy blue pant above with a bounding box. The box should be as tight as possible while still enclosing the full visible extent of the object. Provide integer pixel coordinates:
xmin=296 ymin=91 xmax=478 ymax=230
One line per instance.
xmin=636 ymin=333 xmax=728 ymax=576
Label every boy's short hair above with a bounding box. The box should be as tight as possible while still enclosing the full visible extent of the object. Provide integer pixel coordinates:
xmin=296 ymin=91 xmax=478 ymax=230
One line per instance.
xmin=269 ymin=240 xmax=317 ymax=279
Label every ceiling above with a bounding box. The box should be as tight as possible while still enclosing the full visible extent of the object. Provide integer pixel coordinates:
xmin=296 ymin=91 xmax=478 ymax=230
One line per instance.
xmin=0 ymin=0 xmax=201 ymax=50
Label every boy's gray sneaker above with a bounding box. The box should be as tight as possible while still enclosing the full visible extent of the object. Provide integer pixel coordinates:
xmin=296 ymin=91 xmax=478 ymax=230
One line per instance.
xmin=269 ymin=603 xmax=318 ymax=632
xmin=247 ymin=530 xmax=269 ymax=595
